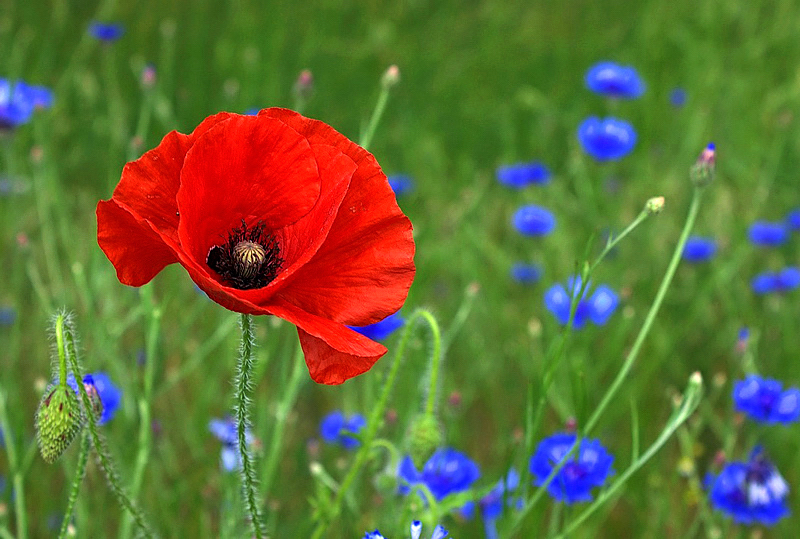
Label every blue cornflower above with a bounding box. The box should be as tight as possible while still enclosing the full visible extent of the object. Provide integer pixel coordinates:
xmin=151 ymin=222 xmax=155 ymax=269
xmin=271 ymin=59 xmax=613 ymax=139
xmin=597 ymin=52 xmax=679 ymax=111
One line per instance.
xmin=748 ymin=221 xmax=788 ymax=247
xmin=209 ymin=416 xmax=256 ymax=472
xmin=244 ymin=108 xmax=261 ymax=116
xmin=0 ymin=79 xmax=53 ymax=128
xmin=0 ymin=306 xmax=16 ymax=326
xmin=670 ymin=88 xmax=687 ymax=107
xmin=387 ymin=175 xmax=415 ymax=196
xmin=577 ymin=117 xmax=637 ymax=162
xmin=88 ymin=22 xmax=125 ymax=42
xmin=708 ymin=446 xmax=789 ymax=525
xmin=349 ymin=311 xmax=404 ymax=341
xmin=512 ymin=204 xmax=556 ymax=236
xmin=398 ymin=447 xmax=480 ymax=502
xmin=319 ymin=411 xmax=366 ymax=450
xmin=481 ymin=468 xmax=521 ymax=519
xmin=544 ymin=276 xmax=618 ymax=329
xmin=496 ymin=161 xmax=551 ymax=188
xmin=510 ymin=262 xmax=543 ymax=284
xmin=733 ymin=375 xmax=800 ymax=424
xmin=411 ymin=521 xmax=449 ymax=539
xmin=66 ymin=372 xmax=122 ymax=424
xmin=786 ymin=208 xmax=800 ymax=231
xmin=479 ymin=469 xmax=522 ymax=539
xmin=362 ymin=522 xmax=449 ymax=539
xmin=529 ymin=433 xmax=615 ymax=504
xmin=682 ymin=236 xmax=717 ymax=263
xmin=751 ymin=267 xmax=800 ymax=294
xmin=584 ymin=61 xmax=645 ymax=99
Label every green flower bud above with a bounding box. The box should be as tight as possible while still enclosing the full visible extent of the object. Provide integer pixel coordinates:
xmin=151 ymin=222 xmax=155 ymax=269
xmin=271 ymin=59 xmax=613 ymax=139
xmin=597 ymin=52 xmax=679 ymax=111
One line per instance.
xmin=406 ymin=413 xmax=444 ymax=468
xmin=35 ymin=384 xmax=84 ymax=463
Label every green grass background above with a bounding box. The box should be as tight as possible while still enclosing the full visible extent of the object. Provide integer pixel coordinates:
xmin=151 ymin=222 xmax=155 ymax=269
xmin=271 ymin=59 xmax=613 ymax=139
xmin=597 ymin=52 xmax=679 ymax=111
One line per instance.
xmin=2 ymin=0 xmax=800 ymax=536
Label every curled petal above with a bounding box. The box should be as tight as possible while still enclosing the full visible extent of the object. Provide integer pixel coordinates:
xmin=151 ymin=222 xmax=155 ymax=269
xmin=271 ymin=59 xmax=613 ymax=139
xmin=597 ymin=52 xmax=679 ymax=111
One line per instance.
xmin=267 ymin=300 xmax=387 ymax=384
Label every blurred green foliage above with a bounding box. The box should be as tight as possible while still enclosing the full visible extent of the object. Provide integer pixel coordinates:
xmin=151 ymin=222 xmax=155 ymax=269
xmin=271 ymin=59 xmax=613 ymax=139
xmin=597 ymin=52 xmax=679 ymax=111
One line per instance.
xmin=2 ymin=0 xmax=800 ymax=536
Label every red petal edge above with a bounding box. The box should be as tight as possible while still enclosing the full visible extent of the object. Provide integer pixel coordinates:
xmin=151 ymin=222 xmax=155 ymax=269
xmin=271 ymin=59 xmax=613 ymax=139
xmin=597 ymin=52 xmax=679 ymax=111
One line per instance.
xmin=267 ymin=300 xmax=387 ymax=384
xmin=96 ymin=200 xmax=178 ymax=286
xmin=261 ymin=108 xmax=416 ymax=326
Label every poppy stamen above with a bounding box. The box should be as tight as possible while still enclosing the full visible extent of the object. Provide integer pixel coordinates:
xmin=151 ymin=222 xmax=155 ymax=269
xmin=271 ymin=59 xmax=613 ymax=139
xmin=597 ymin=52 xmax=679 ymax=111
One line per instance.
xmin=207 ymin=221 xmax=282 ymax=290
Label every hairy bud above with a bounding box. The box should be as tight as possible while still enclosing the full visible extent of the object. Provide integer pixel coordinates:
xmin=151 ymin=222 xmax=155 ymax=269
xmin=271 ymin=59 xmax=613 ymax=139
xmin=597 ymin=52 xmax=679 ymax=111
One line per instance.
xmin=35 ymin=384 xmax=83 ymax=463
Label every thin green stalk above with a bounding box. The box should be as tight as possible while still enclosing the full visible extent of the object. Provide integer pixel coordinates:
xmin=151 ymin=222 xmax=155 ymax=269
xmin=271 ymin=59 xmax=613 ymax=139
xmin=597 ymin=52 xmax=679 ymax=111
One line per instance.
xmin=235 ymin=314 xmax=265 ymax=538
xmin=522 ymin=200 xmax=657 ymax=495
xmin=120 ymin=287 xmax=162 ymax=539
xmin=360 ymin=88 xmax=390 ymax=151
xmin=58 ymin=431 xmax=91 ymax=539
xmin=61 ymin=316 xmax=155 ymax=537
xmin=0 ymin=389 xmax=27 ymax=539
xmin=359 ymin=66 xmax=398 ymax=151
xmin=558 ymin=374 xmax=703 ymax=536
xmin=584 ymin=187 xmax=704 ymax=436
xmin=261 ymin=346 xmax=307 ymax=502
xmin=440 ymin=283 xmax=479 ymax=357
xmin=311 ymin=308 xmax=439 ymax=539
xmin=587 ymin=208 xmax=650 ymax=277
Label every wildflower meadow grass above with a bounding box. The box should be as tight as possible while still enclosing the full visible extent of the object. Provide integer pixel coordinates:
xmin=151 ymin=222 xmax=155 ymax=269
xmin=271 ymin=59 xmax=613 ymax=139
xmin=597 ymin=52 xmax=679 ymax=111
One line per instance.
xmin=2 ymin=1 xmax=800 ymax=537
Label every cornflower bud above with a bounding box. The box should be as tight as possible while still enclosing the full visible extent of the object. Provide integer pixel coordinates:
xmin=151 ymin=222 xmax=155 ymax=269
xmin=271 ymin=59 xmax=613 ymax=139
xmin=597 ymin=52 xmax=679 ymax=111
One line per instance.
xmin=690 ymin=143 xmax=716 ymax=186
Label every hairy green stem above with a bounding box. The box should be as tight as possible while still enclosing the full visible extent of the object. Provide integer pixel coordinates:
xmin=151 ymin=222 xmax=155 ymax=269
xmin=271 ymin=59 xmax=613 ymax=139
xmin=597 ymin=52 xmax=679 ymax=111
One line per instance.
xmin=584 ymin=187 xmax=704 ymax=435
xmin=61 ymin=316 xmax=154 ymax=537
xmin=421 ymin=311 xmax=443 ymax=417
xmin=235 ymin=314 xmax=265 ymax=537
xmin=56 ymin=313 xmax=68 ymax=388
xmin=0 ymin=388 xmax=27 ymax=539
xmin=58 ymin=431 xmax=90 ymax=539
xmin=311 ymin=308 xmax=440 ymax=538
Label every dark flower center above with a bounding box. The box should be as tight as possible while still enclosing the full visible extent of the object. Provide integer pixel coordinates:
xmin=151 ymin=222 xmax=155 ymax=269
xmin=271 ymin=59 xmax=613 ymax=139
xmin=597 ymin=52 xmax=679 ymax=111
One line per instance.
xmin=206 ymin=221 xmax=282 ymax=290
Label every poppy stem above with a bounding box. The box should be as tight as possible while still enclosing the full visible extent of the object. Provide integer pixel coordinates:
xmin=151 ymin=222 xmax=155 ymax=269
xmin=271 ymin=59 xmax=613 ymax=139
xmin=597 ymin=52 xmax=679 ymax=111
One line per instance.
xmin=58 ymin=431 xmax=90 ymax=539
xmin=234 ymin=314 xmax=265 ymax=538
xmin=61 ymin=314 xmax=155 ymax=538
xmin=419 ymin=310 xmax=443 ymax=418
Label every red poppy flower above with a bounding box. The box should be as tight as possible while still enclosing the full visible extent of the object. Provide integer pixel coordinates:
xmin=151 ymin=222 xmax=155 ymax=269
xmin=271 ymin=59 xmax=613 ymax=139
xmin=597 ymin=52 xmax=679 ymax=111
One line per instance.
xmin=96 ymin=108 xmax=415 ymax=384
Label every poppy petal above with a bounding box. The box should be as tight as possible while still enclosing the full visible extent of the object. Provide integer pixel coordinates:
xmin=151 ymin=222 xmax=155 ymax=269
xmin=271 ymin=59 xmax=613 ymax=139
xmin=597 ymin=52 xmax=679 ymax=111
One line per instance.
xmin=266 ymin=300 xmax=387 ymax=384
xmin=176 ymin=114 xmax=322 ymax=265
xmin=177 ymin=143 xmax=356 ymax=310
xmin=234 ymin=143 xmax=356 ymax=303
xmin=260 ymin=108 xmax=415 ymax=325
xmin=108 ymin=130 xmax=191 ymax=242
xmin=108 ymin=113 xmax=235 ymax=244
xmin=96 ymin=200 xmax=179 ymax=286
